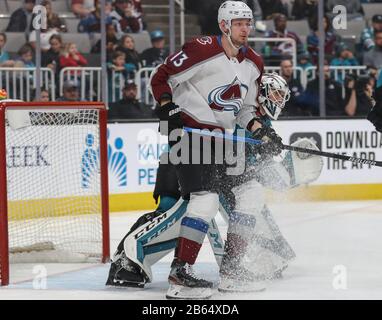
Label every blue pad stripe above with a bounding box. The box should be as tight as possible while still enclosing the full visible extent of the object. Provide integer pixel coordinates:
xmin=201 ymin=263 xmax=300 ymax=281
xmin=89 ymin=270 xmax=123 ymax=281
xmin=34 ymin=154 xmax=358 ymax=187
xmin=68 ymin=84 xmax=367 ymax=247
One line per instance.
xmin=181 ymin=217 xmax=209 ymax=233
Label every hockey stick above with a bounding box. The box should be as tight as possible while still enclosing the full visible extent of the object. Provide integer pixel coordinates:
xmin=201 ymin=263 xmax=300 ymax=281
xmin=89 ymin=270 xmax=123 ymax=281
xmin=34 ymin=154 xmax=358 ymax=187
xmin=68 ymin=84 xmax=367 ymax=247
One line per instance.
xmin=184 ymin=127 xmax=382 ymax=168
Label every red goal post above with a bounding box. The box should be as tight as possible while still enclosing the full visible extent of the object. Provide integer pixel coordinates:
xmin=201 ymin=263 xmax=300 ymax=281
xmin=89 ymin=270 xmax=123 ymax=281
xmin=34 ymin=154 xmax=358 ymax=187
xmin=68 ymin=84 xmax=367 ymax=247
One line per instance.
xmin=0 ymin=101 xmax=110 ymax=286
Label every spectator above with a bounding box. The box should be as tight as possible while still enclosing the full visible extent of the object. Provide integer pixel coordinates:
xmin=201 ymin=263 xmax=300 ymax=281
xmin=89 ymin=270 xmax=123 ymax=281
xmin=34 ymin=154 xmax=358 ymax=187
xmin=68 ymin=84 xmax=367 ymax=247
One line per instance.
xmin=107 ymin=50 xmax=131 ymax=102
xmin=0 ymin=33 xmax=15 ymax=67
xmin=298 ymin=61 xmax=354 ymax=116
xmin=115 ymin=35 xmax=141 ymax=77
xmin=42 ymin=34 xmax=63 ymax=70
xmin=29 ymin=28 xmax=60 ymax=52
xmin=330 ymin=43 xmax=360 ymax=83
xmin=57 ymin=79 xmax=81 ymax=101
xmin=307 ymin=15 xmax=341 ymax=64
xmin=6 ymin=0 xmax=36 ymax=33
xmin=366 ymin=65 xmax=379 ymax=89
xmin=331 ymin=44 xmax=359 ymax=67
xmin=292 ymin=0 xmax=317 ymax=26
xmin=78 ymin=0 xmax=113 ymax=33
xmin=344 ymin=75 xmax=376 ymax=116
xmin=131 ymin=0 xmax=145 ymax=31
xmin=42 ymin=0 xmax=67 ymax=32
xmin=279 ymin=58 xmax=305 ymax=116
xmin=15 ymin=43 xmax=35 ymax=68
xmin=363 ymin=30 xmax=382 ymax=69
xmin=71 ymin=0 xmax=95 ymax=18
xmin=326 ymin=0 xmax=363 ymax=21
xmin=91 ymin=22 xmax=118 ymax=57
xmin=108 ymin=80 xmax=155 ymax=120
xmin=258 ymin=0 xmax=288 ymax=20
xmin=297 ymin=52 xmax=313 ymax=75
xmin=59 ymin=42 xmax=88 ymax=69
xmin=110 ymin=0 xmax=141 ymax=37
xmin=360 ymin=14 xmax=382 ymax=52
xmin=32 ymin=88 xmax=51 ymax=101
xmin=140 ymin=30 xmax=169 ymax=67
xmin=263 ymin=14 xmax=304 ymax=62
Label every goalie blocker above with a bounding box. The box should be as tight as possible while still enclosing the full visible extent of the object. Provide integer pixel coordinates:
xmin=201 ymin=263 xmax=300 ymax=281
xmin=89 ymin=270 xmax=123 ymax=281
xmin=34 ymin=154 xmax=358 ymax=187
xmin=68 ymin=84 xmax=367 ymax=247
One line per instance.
xmin=106 ymin=137 xmax=323 ymax=289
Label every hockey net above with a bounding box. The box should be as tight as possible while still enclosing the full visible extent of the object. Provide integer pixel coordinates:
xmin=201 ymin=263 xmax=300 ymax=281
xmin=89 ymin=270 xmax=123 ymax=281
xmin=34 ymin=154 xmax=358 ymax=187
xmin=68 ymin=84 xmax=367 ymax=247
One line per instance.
xmin=0 ymin=101 xmax=110 ymax=286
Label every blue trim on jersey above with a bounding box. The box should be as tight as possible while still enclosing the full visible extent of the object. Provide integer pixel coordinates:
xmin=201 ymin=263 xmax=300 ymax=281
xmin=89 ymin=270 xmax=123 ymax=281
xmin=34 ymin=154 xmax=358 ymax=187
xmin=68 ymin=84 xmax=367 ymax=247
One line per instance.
xmin=181 ymin=217 xmax=209 ymax=233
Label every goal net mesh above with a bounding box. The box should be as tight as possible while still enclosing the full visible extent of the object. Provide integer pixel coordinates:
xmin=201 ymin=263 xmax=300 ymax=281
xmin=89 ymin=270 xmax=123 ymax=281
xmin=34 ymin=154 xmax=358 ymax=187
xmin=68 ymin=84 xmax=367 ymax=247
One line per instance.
xmin=4 ymin=108 xmax=103 ymax=265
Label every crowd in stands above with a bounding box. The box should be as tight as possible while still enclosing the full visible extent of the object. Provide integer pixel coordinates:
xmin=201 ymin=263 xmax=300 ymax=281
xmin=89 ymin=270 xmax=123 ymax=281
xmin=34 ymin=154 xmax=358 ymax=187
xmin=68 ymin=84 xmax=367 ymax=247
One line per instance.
xmin=0 ymin=0 xmax=382 ymax=119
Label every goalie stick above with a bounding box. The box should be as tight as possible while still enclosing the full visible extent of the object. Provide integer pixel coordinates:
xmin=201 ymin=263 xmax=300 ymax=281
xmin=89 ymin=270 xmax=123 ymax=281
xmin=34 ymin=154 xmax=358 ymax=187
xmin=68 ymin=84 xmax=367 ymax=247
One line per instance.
xmin=184 ymin=127 xmax=382 ymax=168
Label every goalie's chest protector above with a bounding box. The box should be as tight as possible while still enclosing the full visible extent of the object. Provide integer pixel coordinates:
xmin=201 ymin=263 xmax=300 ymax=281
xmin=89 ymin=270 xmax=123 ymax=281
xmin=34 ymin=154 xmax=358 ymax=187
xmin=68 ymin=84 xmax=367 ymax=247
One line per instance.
xmin=152 ymin=36 xmax=263 ymax=131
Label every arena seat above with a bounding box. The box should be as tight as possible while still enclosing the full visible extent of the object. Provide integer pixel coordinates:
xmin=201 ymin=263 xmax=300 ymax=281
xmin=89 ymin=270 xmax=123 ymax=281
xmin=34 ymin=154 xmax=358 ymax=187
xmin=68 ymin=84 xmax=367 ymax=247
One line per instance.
xmin=65 ymin=18 xmax=80 ymax=33
xmin=91 ymin=31 xmax=152 ymax=54
xmin=335 ymin=20 xmax=366 ymax=42
xmin=286 ymin=20 xmax=311 ymax=37
xmin=0 ymin=18 xmax=10 ymax=32
xmin=4 ymin=32 xmax=27 ymax=53
xmin=362 ymin=3 xmax=382 ymax=20
xmin=128 ymin=31 xmax=152 ymax=53
xmin=51 ymin=0 xmax=70 ymax=12
xmin=5 ymin=1 xmax=20 ymax=13
xmin=61 ymin=33 xmax=92 ymax=53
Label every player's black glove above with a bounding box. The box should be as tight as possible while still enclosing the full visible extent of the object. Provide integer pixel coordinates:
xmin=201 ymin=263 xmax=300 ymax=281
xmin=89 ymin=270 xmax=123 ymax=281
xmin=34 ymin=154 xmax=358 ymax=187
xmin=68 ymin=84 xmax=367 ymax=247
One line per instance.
xmin=155 ymin=101 xmax=183 ymax=134
xmin=367 ymin=102 xmax=382 ymax=133
xmin=252 ymin=125 xmax=283 ymax=156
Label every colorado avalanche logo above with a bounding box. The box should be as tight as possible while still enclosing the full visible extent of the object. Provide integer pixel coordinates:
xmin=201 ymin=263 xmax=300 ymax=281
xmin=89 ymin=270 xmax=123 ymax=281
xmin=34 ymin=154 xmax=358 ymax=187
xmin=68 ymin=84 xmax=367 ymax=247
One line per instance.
xmin=208 ymin=77 xmax=248 ymax=115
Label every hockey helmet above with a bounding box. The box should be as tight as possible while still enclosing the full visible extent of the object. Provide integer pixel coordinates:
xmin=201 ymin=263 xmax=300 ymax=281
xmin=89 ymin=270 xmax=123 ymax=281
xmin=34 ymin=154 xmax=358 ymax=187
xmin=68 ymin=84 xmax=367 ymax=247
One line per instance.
xmin=258 ymin=73 xmax=290 ymax=120
xmin=217 ymin=1 xmax=253 ymax=29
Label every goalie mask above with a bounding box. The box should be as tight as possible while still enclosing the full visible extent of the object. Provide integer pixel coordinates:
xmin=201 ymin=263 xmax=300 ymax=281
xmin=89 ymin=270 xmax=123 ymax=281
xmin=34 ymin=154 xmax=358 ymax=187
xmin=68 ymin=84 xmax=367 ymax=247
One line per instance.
xmin=258 ymin=73 xmax=290 ymax=120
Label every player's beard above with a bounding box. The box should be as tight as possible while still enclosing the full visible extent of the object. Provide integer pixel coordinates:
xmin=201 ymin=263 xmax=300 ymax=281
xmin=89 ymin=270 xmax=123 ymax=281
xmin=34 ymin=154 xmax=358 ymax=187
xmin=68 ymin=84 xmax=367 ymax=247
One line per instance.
xmin=231 ymin=33 xmax=248 ymax=48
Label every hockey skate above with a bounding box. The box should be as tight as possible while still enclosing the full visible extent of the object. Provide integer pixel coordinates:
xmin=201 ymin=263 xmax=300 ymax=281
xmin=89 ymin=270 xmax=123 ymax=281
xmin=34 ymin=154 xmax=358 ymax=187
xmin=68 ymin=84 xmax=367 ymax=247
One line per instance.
xmin=218 ymin=257 xmax=267 ymax=293
xmin=105 ymin=252 xmax=148 ymax=288
xmin=166 ymin=260 xmax=213 ymax=300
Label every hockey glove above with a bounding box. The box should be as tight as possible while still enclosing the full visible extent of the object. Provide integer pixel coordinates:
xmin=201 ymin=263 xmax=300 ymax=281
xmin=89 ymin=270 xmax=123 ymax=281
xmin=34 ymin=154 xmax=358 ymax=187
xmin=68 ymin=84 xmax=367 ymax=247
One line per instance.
xmin=367 ymin=102 xmax=382 ymax=133
xmin=252 ymin=125 xmax=283 ymax=156
xmin=155 ymin=101 xmax=183 ymax=133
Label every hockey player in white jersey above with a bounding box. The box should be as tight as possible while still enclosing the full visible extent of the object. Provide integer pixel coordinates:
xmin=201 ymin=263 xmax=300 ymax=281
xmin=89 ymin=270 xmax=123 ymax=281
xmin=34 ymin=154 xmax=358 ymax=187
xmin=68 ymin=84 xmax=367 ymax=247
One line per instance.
xmin=106 ymin=72 xmax=324 ymax=297
xmin=150 ymin=0 xmax=285 ymax=299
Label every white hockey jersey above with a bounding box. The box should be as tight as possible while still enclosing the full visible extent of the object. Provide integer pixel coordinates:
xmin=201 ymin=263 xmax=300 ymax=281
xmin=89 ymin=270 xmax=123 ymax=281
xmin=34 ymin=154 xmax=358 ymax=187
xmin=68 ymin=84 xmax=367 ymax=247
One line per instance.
xmin=150 ymin=35 xmax=264 ymax=131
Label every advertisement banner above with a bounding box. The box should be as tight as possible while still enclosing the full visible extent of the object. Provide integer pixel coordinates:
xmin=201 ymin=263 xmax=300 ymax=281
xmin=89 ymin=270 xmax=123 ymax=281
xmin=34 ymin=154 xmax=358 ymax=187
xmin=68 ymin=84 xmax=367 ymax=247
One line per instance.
xmin=6 ymin=119 xmax=381 ymax=202
xmin=272 ymin=119 xmax=382 ymax=185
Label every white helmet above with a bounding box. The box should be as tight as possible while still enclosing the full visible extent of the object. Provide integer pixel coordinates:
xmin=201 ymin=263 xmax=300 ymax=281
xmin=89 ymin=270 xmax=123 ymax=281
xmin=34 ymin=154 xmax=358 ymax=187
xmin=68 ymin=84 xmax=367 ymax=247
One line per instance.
xmin=258 ymin=73 xmax=290 ymax=120
xmin=217 ymin=1 xmax=253 ymax=50
xmin=217 ymin=1 xmax=253 ymax=28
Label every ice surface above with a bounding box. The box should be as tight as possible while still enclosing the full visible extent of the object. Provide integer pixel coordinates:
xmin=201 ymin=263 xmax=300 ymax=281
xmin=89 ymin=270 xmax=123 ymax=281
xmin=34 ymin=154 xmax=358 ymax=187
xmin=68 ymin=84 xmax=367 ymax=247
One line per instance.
xmin=2 ymin=200 xmax=382 ymax=300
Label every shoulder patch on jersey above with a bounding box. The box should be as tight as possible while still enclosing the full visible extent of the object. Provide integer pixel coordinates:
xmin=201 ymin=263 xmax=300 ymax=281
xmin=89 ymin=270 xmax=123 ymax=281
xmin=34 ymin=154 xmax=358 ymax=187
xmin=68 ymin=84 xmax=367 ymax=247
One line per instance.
xmin=196 ymin=36 xmax=213 ymax=45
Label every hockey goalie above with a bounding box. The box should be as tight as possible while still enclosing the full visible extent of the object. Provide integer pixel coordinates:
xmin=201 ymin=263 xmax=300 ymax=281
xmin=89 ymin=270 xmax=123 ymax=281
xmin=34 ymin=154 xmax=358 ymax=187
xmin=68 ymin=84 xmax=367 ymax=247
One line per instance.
xmin=106 ymin=73 xmax=324 ymax=296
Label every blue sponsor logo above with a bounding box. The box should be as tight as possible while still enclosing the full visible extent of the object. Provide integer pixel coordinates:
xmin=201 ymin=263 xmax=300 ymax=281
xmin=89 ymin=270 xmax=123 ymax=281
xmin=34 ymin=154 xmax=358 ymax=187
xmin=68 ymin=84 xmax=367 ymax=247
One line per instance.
xmin=81 ymin=129 xmax=127 ymax=188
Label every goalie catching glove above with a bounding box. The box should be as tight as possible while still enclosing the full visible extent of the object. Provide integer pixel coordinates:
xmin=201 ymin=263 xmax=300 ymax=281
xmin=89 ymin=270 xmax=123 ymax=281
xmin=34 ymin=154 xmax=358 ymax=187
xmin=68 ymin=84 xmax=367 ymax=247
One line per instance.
xmin=282 ymin=137 xmax=324 ymax=186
